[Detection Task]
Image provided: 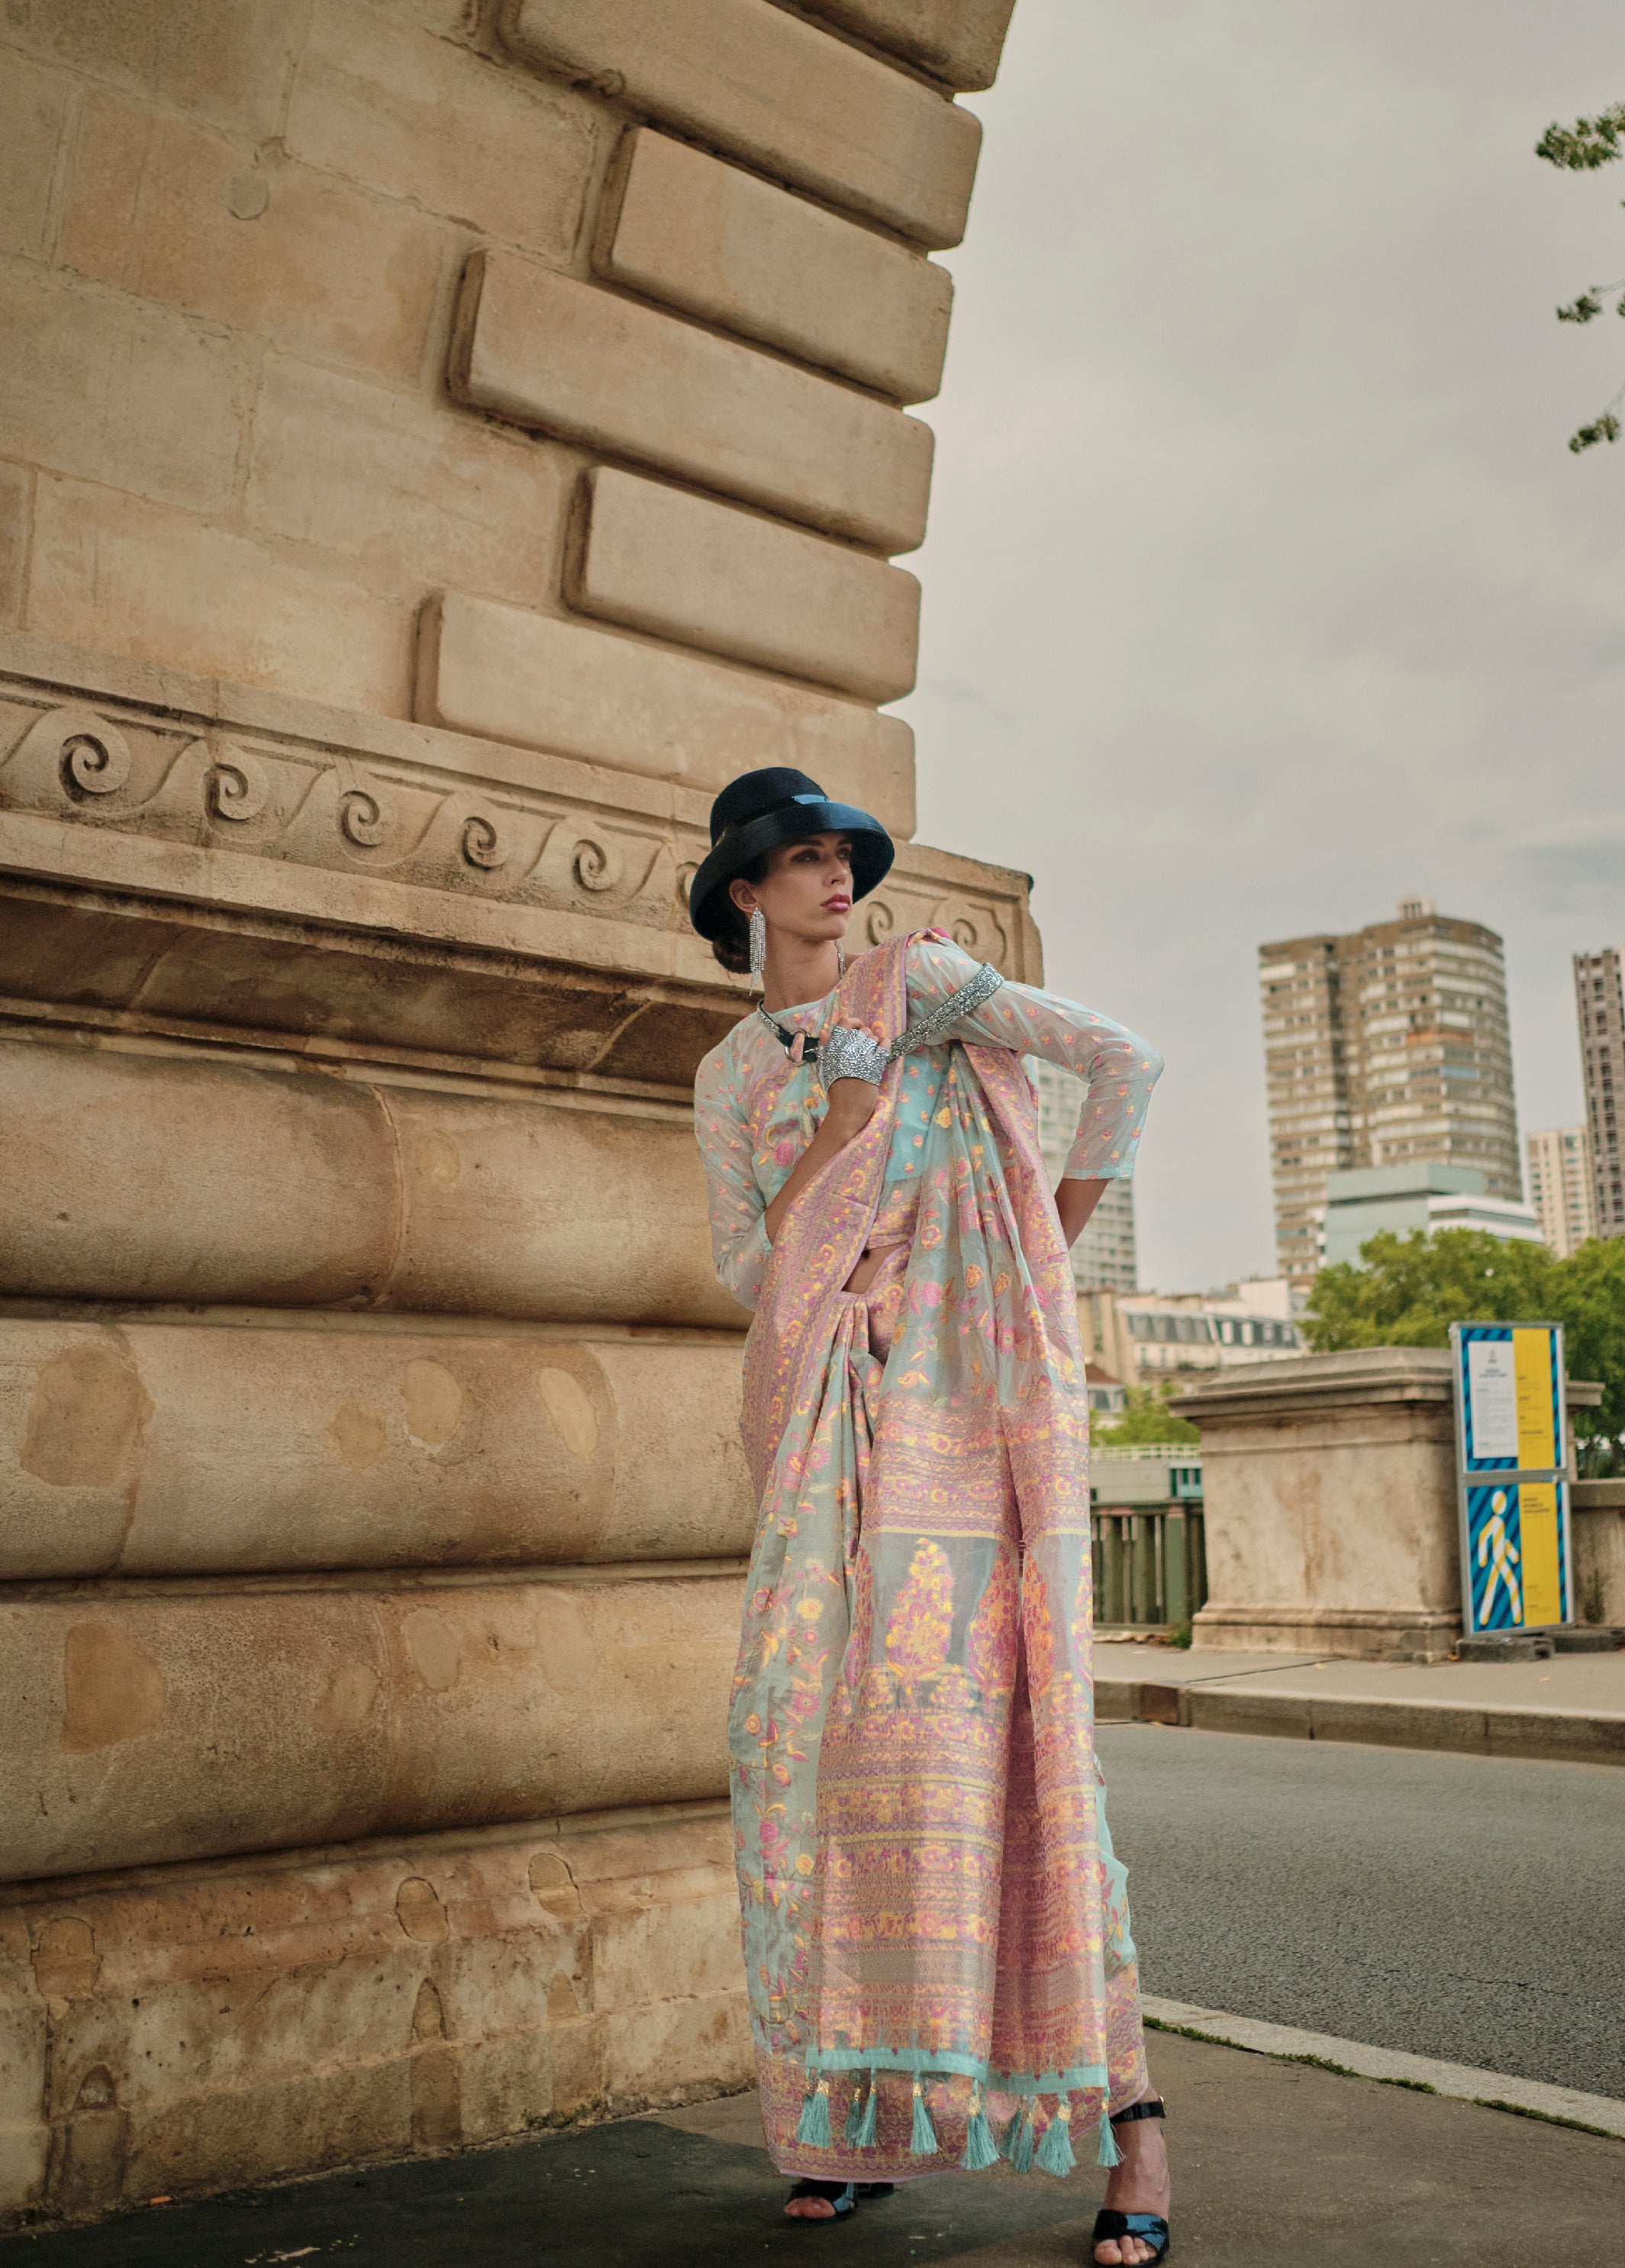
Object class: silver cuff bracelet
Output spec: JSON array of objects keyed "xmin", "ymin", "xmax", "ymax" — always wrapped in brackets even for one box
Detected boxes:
[{"xmin": 819, "ymin": 1024, "xmax": 891, "ymax": 1089}]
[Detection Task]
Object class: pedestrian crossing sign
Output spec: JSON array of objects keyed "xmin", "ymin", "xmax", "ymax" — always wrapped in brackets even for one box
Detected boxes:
[{"xmin": 1451, "ymin": 1324, "xmax": 1571, "ymax": 1634}]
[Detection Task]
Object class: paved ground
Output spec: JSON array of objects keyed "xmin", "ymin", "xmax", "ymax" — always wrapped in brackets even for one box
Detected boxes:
[
  {"xmin": 1098, "ymin": 1721, "xmax": 1625, "ymax": 2096},
  {"xmin": 1095, "ymin": 1642, "xmax": 1625, "ymax": 1715},
  {"xmin": 8, "ymin": 2031, "xmax": 1623, "ymax": 2266},
  {"xmin": 1095, "ymin": 1641, "xmax": 1625, "ymax": 1763}
]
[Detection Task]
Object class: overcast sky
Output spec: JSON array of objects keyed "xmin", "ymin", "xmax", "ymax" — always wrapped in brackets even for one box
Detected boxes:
[{"xmin": 902, "ymin": 0, "xmax": 1625, "ymax": 1292}]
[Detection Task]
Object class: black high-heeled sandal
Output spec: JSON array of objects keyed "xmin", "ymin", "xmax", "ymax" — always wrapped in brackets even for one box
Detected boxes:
[{"xmin": 1089, "ymin": 2098, "xmax": 1170, "ymax": 2264}]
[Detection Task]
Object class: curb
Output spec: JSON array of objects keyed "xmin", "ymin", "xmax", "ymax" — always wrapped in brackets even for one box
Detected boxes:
[
  {"xmin": 1140, "ymin": 1996, "xmax": 1625, "ymax": 2141},
  {"xmin": 1095, "ymin": 1678, "xmax": 1625, "ymax": 1766}
]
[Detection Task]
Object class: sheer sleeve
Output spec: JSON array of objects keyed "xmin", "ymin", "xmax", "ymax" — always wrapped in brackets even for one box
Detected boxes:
[
  {"xmin": 694, "ymin": 1041, "xmax": 772, "ymax": 1311},
  {"xmin": 905, "ymin": 934, "xmax": 1162, "ymax": 1181}
]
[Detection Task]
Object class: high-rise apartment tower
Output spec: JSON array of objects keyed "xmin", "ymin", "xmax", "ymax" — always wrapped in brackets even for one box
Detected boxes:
[
  {"xmin": 1027, "ymin": 1057, "xmax": 1140, "ymax": 1292},
  {"xmin": 1525, "ymin": 1125, "xmax": 1596, "ymax": 1257},
  {"xmin": 1575, "ymin": 946, "xmax": 1624, "ymax": 1237},
  {"xmin": 1260, "ymin": 900, "xmax": 1520, "ymax": 1286}
]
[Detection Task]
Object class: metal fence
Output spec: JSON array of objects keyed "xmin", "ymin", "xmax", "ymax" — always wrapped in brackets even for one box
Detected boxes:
[
  {"xmin": 1090, "ymin": 1453, "xmax": 1207, "ymax": 1630},
  {"xmin": 1091, "ymin": 1507, "xmax": 1207, "ymax": 1631}
]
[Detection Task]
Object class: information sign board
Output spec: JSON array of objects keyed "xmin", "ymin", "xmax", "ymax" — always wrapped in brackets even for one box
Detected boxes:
[{"xmin": 1449, "ymin": 1323, "xmax": 1571, "ymax": 1634}]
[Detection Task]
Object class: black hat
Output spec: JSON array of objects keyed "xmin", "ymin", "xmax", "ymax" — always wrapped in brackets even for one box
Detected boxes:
[{"xmin": 688, "ymin": 767, "xmax": 894, "ymax": 943}]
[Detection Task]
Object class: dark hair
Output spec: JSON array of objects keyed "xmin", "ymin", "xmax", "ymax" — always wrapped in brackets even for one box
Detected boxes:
[{"xmin": 710, "ymin": 852, "xmax": 769, "ymax": 974}]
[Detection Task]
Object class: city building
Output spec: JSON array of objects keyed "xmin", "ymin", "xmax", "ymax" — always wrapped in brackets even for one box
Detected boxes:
[
  {"xmin": 1575, "ymin": 947, "xmax": 1625, "ymax": 1237},
  {"xmin": 1026, "ymin": 1056, "xmax": 1139, "ymax": 1291},
  {"xmin": 1526, "ymin": 1124, "xmax": 1597, "ymax": 1257},
  {"xmin": 1078, "ymin": 1279, "xmax": 1305, "ymax": 1392},
  {"xmin": 1319, "ymin": 1164, "xmax": 1543, "ymax": 1269},
  {"xmin": 1260, "ymin": 898, "xmax": 1520, "ymax": 1287}
]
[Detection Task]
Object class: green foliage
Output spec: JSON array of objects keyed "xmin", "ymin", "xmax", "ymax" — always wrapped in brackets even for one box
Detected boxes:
[
  {"xmin": 1536, "ymin": 102, "xmax": 1625, "ymax": 452},
  {"xmin": 1304, "ymin": 1229, "xmax": 1625, "ymax": 1470},
  {"xmin": 1536, "ymin": 104, "xmax": 1625, "ymax": 171},
  {"xmin": 1093, "ymin": 1383, "xmax": 1201, "ymax": 1448}
]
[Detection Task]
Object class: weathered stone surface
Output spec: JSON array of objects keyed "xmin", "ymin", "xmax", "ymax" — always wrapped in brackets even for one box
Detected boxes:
[
  {"xmin": 0, "ymin": 637, "xmax": 1040, "ymax": 1015},
  {"xmin": 285, "ymin": 0, "xmax": 602, "ymax": 261},
  {"xmin": 58, "ymin": 92, "xmax": 449, "ymax": 387},
  {"xmin": 0, "ymin": 1037, "xmax": 740, "ymax": 1327},
  {"xmin": 1, "ymin": 261, "xmax": 251, "ymax": 517},
  {"xmin": 801, "ymin": 0, "xmax": 1018, "ymax": 92},
  {"xmin": 452, "ymin": 250, "xmax": 935, "ymax": 553},
  {"xmin": 29, "ymin": 477, "xmax": 413, "ymax": 716},
  {"xmin": 0, "ymin": 50, "xmax": 70, "ymax": 261},
  {"xmin": 418, "ymin": 590, "xmax": 917, "ymax": 831},
  {"xmin": 0, "ymin": 1806, "xmax": 748, "ymax": 2218},
  {"xmin": 505, "ymin": 0, "xmax": 982, "ymax": 248},
  {"xmin": 4, "ymin": 0, "xmax": 309, "ymax": 140},
  {"xmin": 1574, "ymin": 1482, "xmax": 1625, "ymax": 1628},
  {"xmin": 0, "ymin": 469, "xmax": 27, "ymax": 630},
  {"xmin": 574, "ymin": 468, "xmax": 921, "ymax": 703},
  {"xmin": 244, "ymin": 356, "xmax": 570, "ymax": 611},
  {"xmin": 1182, "ymin": 1350, "xmax": 1465, "ymax": 1662},
  {"xmin": 596, "ymin": 128, "xmax": 953, "ymax": 404},
  {"xmin": 0, "ymin": 1575, "xmax": 740, "ymax": 1878},
  {"xmin": 0, "ymin": 1318, "xmax": 750, "ymax": 1580}
]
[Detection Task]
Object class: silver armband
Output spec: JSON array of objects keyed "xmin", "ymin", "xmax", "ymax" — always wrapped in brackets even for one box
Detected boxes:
[{"xmin": 819, "ymin": 1024, "xmax": 890, "ymax": 1089}]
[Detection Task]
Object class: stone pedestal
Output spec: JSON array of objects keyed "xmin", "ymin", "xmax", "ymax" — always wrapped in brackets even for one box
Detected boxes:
[
  {"xmin": 1182, "ymin": 1350, "xmax": 1604, "ymax": 1660},
  {"xmin": 1180, "ymin": 1350, "xmax": 1468, "ymax": 1662}
]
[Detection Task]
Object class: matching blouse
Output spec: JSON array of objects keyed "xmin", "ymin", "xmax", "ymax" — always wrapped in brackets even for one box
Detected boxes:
[{"xmin": 694, "ymin": 934, "xmax": 1162, "ymax": 1311}]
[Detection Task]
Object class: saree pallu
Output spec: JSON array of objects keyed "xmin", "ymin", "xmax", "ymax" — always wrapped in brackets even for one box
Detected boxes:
[{"xmin": 730, "ymin": 935, "xmax": 1146, "ymax": 2181}]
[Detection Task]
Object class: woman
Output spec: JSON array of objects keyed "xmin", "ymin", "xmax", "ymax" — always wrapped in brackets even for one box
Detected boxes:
[{"xmin": 691, "ymin": 769, "xmax": 1172, "ymax": 2268}]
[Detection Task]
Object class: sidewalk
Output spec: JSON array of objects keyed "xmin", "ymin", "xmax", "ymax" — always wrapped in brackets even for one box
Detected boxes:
[
  {"xmin": 8, "ymin": 2028, "xmax": 1623, "ymax": 2266},
  {"xmin": 1095, "ymin": 1641, "xmax": 1625, "ymax": 1764}
]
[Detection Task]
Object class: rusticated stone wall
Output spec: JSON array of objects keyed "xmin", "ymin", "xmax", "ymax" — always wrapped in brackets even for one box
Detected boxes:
[{"xmin": 0, "ymin": 0, "xmax": 1025, "ymax": 2222}]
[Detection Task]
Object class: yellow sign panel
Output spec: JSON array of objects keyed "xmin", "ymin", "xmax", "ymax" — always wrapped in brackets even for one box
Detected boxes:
[
  {"xmin": 1519, "ymin": 1481, "xmax": 1562, "ymax": 1628},
  {"xmin": 1513, "ymin": 1328, "xmax": 1556, "ymax": 1470}
]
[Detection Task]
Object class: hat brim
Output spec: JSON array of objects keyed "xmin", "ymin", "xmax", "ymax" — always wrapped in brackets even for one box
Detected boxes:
[{"xmin": 688, "ymin": 798, "xmax": 895, "ymax": 942}]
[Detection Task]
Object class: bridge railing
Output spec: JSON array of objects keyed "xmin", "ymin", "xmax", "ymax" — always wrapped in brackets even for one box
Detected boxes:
[{"xmin": 1091, "ymin": 1452, "xmax": 1207, "ymax": 1632}]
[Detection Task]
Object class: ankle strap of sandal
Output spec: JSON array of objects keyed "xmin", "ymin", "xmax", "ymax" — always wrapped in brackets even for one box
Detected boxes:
[{"xmin": 1109, "ymin": 2097, "xmax": 1167, "ymax": 2128}]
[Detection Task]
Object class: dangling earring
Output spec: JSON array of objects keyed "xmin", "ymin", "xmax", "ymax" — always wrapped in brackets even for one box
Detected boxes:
[
  {"xmin": 836, "ymin": 944, "xmax": 846, "ymax": 978},
  {"xmin": 748, "ymin": 905, "xmax": 767, "ymax": 991}
]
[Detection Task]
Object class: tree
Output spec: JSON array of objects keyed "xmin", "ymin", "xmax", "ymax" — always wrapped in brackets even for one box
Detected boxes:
[
  {"xmin": 1093, "ymin": 1383, "xmax": 1201, "ymax": 1448},
  {"xmin": 1536, "ymin": 101, "xmax": 1625, "ymax": 453},
  {"xmin": 1304, "ymin": 1228, "xmax": 1625, "ymax": 1473}
]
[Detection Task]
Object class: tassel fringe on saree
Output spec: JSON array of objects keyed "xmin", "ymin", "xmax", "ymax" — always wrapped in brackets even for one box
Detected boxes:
[{"xmin": 727, "ymin": 934, "xmax": 1148, "ymax": 2180}]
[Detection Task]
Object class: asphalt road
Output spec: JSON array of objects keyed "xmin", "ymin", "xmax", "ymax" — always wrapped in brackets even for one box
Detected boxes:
[{"xmin": 1097, "ymin": 1722, "xmax": 1625, "ymax": 2101}]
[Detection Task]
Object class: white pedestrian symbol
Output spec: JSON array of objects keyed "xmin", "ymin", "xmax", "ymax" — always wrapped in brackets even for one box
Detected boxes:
[{"xmin": 1477, "ymin": 1492, "xmax": 1522, "ymax": 1626}]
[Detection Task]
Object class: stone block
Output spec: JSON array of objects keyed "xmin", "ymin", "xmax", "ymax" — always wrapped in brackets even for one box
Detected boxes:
[
  {"xmin": 0, "ymin": 1808, "xmax": 747, "ymax": 2218},
  {"xmin": 505, "ymin": 0, "xmax": 982, "ymax": 249},
  {"xmin": 574, "ymin": 467, "xmax": 921, "ymax": 702},
  {"xmin": 4, "ymin": 0, "xmax": 308, "ymax": 139},
  {"xmin": 1185, "ymin": 1350, "xmax": 1465, "ymax": 1660},
  {"xmin": 0, "ymin": 50, "xmax": 70, "ymax": 260},
  {"xmin": 418, "ymin": 590, "xmax": 917, "ymax": 834},
  {"xmin": 0, "ymin": 260, "xmax": 251, "ymax": 516},
  {"xmin": 0, "ymin": 1575, "xmax": 740, "ymax": 1877},
  {"xmin": 285, "ymin": 0, "xmax": 601, "ymax": 263},
  {"xmin": 27, "ymin": 478, "xmax": 413, "ymax": 713},
  {"xmin": 0, "ymin": 1316, "xmax": 751, "ymax": 1580},
  {"xmin": 0, "ymin": 1035, "xmax": 740, "ymax": 1328},
  {"xmin": 451, "ymin": 249, "xmax": 934, "ymax": 553},
  {"xmin": 244, "ymin": 356, "xmax": 569, "ymax": 610},
  {"xmin": 0, "ymin": 1035, "xmax": 398, "ymax": 1309},
  {"xmin": 0, "ymin": 466, "xmax": 27, "ymax": 628},
  {"xmin": 58, "ymin": 91, "xmax": 448, "ymax": 386},
  {"xmin": 801, "ymin": 0, "xmax": 1017, "ymax": 92},
  {"xmin": 596, "ymin": 128, "xmax": 953, "ymax": 404}
]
